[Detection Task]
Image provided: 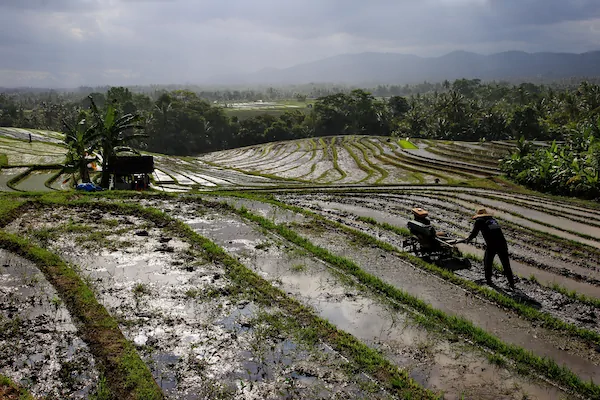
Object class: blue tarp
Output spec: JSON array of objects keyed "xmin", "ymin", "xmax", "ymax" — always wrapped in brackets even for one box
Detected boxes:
[{"xmin": 76, "ymin": 183, "xmax": 103, "ymax": 192}]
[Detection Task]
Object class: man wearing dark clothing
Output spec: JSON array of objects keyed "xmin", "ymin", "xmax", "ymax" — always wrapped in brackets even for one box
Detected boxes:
[{"xmin": 458, "ymin": 208, "xmax": 515, "ymax": 288}]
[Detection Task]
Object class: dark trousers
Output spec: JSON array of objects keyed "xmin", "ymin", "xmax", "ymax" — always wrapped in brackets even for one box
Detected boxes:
[{"xmin": 484, "ymin": 246, "xmax": 515, "ymax": 286}]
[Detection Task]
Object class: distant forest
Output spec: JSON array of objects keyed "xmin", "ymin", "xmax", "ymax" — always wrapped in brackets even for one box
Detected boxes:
[{"xmin": 0, "ymin": 78, "xmax": 599, "ymax": 155}]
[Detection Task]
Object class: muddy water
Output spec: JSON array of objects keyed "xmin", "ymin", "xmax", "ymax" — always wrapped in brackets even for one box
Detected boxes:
[
  {"xmin": 9, "ymin": 205, "xmax": 380, "ymax": 399},
  {"xmin": 283, "ymin": 195, "xmax": 600, "ymax": 333},
  {"xmin": 450, "ymin": 192, "xmax": 600, "ymax": 241},
  {"xmin": 187, "ymin": 199, "xmax": 567, "ymax": 399},
  {"xmin": 0, "ymin": 249, "xmax": 99, "ymax": 398},
  {"xmin": 219, "ymin": 196, "xmax": 600, "ymax": 384},
  {"xmin": 0, "ymin": 167, "xmax": 28, "ymax": 191},
  {"xmin": 13, "ymin": 170, "xmax": 57, "ymax": 192},
  {"xmin": 295, "ymin": 195, "xmax": 600, "ymax": 299}
]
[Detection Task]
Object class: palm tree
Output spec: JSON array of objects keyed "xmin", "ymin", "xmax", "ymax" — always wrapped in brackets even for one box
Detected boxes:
[
  {"xmin": 63, "ymin": 117, "xmax": 101, "ymax": 184},
  {"xmin": 88, "ymin": 96, "xmax": 146, "ymax": 187}
]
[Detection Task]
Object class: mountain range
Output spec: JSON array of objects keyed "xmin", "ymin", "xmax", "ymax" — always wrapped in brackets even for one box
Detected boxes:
[{"xmin": 210, "ymin": 50, "xmax": 600, "ymax": 85}]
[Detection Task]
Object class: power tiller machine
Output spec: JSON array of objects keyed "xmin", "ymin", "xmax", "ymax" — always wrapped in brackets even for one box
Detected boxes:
[{"xmin": 403, "ymin": 208, "xmax": 472, "ymax": 271}]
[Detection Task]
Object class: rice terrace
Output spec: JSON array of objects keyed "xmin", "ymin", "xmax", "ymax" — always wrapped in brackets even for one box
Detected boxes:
[{"xmin": 2, "ymin": 113, "xmax": 600, "ymax": 400}]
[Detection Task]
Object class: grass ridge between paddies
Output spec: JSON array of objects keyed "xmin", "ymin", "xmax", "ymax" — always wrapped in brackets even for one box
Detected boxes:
[
  {"xmin": 0, "ymin": 198, "xmax": 163, "ymax": 400},
  {"xmin": 3, "ymin": 192, "xmax": 438, "ymax": 400},
  {"xmin": 208, "ymin": 191, "xmax": 600, "ymax": 399}
]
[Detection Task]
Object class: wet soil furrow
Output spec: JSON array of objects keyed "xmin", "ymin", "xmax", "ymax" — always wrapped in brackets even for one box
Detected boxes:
[
  {"xmin": 395, "ymin": 149, "xmax": 494, "ymax": 177},
  {"xmin": 456, "ymin": 191, "xmax": 600, "ymax": 229},
  {"xmin": 331, "ymin": 192, "xmax": 600, "ymax": 291},
  {"xmin": 227, "ymin": 143, "xmax": 287, "ymax": 170},
  {"xmin": 0, "ymin": 250, "xmax": 100, "ymax": 399},
  {"xmin": 283, "ymin": 197, "xmax": 600, "ymax": 331},
  {"xmin": 189, "ymin": 197, "xmax": 565, "ymax": 399},
  {"xmin": 341, "ymin": 140, "xmax": 374, "ymax": 183},
  {"xmin": 0, "ymin": 226, "xmax": 163, "ymax": 400},
  {"xmin": 353, "ymin": 140, "xmax": 389, "ymax": 184},
  {"xmin": 239, "ymin": 142, "xmax": 295, "ymax": 171},
  {"xmin": 295, "ymin": 219, "xmax": 600, "ymax": 382},
  {"xmin": 8, "ymin": 202, "xmax": 395, "ymax": 399},
  {"xmin": 443, "ymin": 192, "xmax": 600, "ymax": 242},
  {"xmin": 413, "ymin": 186, "xmax": 600, "ymax": 222},
  {"xmin": 377, "ymin": 141, "xmax": 470, "ymax": 181},
  {"xmin": 387, "ymin": 192, "xmax": 600, "ymax": 273},
  {"xmin": 369, "ymin": 139, "xmax": 451, "ymax": 184},
  {"xmin": 259, "ymin": 143, "xmax": 306, "ymax": 174},
  {"xmin": 209, "ymin": 194, "xmax": 600, "ymax": 397}
]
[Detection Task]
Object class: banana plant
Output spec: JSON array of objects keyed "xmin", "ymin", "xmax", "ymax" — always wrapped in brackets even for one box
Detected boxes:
[
  {"xmin": 63, "ymin": 117, "xmax": 102, "ymax": 184},
  {"xmin": 88, "ymin": 96, "xmax": 147, "ymax": 188}
]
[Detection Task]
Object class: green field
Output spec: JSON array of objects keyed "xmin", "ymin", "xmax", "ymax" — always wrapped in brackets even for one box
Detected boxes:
[
  {"xmin": 398, "ymin": 139, "xmax": 418, "ymax": 149},
  {"xmin": 223, "ymin": 100, "xmax": 311, "ymax": 120}
]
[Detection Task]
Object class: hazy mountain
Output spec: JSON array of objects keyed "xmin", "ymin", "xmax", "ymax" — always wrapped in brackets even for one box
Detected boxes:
[{"xmin": 210, "ymin": 50, "xmax": 600, "ymax": 85}]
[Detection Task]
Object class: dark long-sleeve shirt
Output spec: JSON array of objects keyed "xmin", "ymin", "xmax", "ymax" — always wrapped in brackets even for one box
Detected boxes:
[{"xmin": 467, "ymin": 216, "xmax": 507, "ymax": 248}]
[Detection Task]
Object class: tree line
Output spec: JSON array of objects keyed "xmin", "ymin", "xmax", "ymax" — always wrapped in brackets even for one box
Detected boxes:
[{"xmin": 2, "ymin": 79, "xmax": 600, "ymax": 196}]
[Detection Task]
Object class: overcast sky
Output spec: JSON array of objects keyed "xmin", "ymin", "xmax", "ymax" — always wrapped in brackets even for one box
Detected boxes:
[{"xmin": 1, "ymin": 0, "xmax": 599, "ymax": 87}]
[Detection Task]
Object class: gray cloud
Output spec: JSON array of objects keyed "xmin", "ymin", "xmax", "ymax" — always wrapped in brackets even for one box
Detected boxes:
[{"xmin": 0, "ymin": 0, "xmax": 599, "ymax": 87}]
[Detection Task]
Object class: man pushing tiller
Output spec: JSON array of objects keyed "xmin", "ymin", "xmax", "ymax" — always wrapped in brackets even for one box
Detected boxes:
[{"xmin": 457, "ymin": 208, "xmax": 516, "ymax": 289}]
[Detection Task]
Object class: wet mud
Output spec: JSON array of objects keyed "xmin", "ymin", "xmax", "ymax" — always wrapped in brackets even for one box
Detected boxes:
[
  {"xmin": 181, "ymin": 197, "xmax": 569, "ymax": 399},
  {"xmin": 7, "ymin": 204, "xmax": 385, "ymax": 399},
  {"xmin": 0, "ymin": 250, "xmax": 99, "ymax": 398},
  {"xmin": 280, "ymin": 193, "xmax": 600, "ymax": 327}
]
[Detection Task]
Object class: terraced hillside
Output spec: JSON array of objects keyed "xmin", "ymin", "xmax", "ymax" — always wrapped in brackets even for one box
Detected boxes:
[
  {"xmin": 200, "ymin": 136, "xmax": 509, "ymax": 185},
  {"xmin": 2, "ymin": 188, "xmax": 600, "ymax": 399},
  {"xmin": 2, "ymin": 127, "xmax": 599, "ymax": 399},
  {"xmin": 0, "ymin": 128, "xmax": 285, "ymax": 192},
  {"xmin": 0, "ymin": 129, "xmax": 512, "ymax": 192}
]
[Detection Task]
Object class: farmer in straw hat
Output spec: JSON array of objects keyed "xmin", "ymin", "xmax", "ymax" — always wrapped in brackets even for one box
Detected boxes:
[{"xmin": 457, "ymin": 208, "xmax": 515, "ymax": 289}]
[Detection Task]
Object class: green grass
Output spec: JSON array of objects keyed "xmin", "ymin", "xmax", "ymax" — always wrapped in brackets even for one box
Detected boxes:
[
  {"xmin": 0, "ymin": 374, "xmax": 35, "ymax": 400},
  {"xmin": 353, "ymin": 140, "xmax": 389, "ymax": 184},
  {"xmin": 291, "ymin": 263, "xmax": 307, "ymax": 273},
  {"xmin": 223, "ymin": 103, "xmax": 309, "ymax": 121},
  {"xmin": 0, "ymin": 195, "xmax": 25, "ymax": 226},
  {"xmin": 224, "ymin": 108, "xmax": 289, "ymax": 120},
  {"xmin": 6, "ymin": 193, "xmax": 437, "ymax": 400},
  {"xmin": 0, "ymin": 154, "xmax": 7, "ymax": 167},
  {"xmin": 221, "ymin": 199, "xmax": 600, "ymax": 398},
  {"xmin": 0, "ymin": 200, "xmax": 162, "ymax": 400},
  {"xmin": 398, "ymin": 139, "xmax": 418, "ymax": 149}
]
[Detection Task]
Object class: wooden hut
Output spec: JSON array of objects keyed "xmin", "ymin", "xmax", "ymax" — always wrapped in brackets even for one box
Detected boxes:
[{"xmin": 106, "ymin": 154, "xmax": 154, "ymax": 190}]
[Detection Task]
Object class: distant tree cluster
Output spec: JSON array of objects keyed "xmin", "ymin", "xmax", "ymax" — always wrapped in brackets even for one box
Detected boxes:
[{"xmin": 0, "ymin": 78, "xmax": 599, "ymax": 157}]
